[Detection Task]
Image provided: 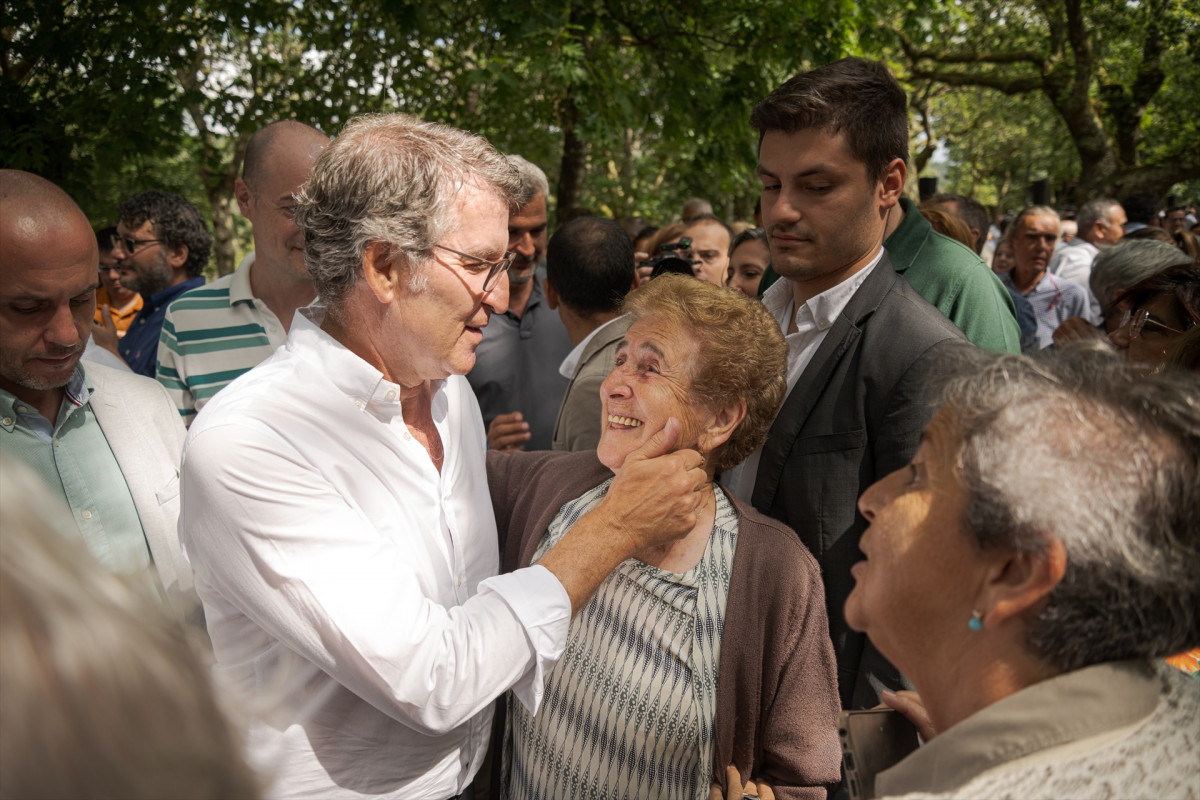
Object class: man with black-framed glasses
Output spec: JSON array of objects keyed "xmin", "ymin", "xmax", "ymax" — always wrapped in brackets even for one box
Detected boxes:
[
  {"xmin": 178, "ymin": 113, "xmax": 707, "ymax": 799},
  {"xmin": 111, "ymin": 190, "xmax": 211, "ymax": 377}
]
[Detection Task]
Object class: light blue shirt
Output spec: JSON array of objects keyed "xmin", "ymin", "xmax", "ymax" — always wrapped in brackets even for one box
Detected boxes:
[{"xmin": 0, "ymin": 366, "xmax": 152, "ymax": 574}]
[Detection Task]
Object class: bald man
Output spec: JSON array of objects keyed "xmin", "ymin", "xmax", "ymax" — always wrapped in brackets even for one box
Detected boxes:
[
  {"xmin": 0, "ymin": 170, "xmax": 199, "ymax": 623},
  {"xmin": 157, "ymin": 121, "xmax": 329, "ymax": 424}
]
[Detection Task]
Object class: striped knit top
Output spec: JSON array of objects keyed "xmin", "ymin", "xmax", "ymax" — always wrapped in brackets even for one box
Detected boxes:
[
  {"xmin": 155, "ymin": 254, "xmax": 286, "ymax": 425},
  {"xmin": 507, "ymin": 480, "xmax": 738, "ymax": 800}
]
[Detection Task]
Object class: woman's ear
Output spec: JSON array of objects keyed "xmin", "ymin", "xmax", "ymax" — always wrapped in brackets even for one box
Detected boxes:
[
  {"xmin": 697, "ymin": 398, "xmax": 747, "ymax": 455},
  {"xmin": 979, "ymin": 538, "xmax": 1067, "ymax": 628},
  {"xmin": 362, "ymin": 241, "xmax": 400, "ymax": 304}
]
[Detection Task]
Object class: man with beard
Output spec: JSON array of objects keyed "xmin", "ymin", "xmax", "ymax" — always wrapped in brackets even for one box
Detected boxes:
[
  {"xmin": 469, "ymin": 155, "xmax": 572, "ymax": 451},
  {"xmin": 0, "ymin": 170, "xmax": 198, "ymax": 623},
  {"xmin": 111, "ymin": 191, "xmax": 211, "ymax": 377}
]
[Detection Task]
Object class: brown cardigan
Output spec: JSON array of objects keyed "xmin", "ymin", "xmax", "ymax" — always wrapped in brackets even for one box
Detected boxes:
[{"xmin": 487, "ymin": 449, "xmax": 842, "ymax": 799}]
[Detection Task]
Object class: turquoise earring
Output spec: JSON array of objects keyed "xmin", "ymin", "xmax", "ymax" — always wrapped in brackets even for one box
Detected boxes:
[{"xmin": 968, "ymin": 610, "xmax": 984, "ymax": 632}]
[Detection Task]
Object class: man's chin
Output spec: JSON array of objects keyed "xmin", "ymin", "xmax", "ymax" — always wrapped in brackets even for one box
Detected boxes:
[{"xmin": 508, "ymin": 266, "xmax": 536, "ymax": 287}]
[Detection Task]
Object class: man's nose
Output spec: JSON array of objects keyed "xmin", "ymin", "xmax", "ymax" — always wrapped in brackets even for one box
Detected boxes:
[
  {"xmin": 484, "ymin": 271, "xmax": 510, "ymax": 315},
  {"xmin": 46, "ymin": 303, "xmax": 83, "ymax": 347}
]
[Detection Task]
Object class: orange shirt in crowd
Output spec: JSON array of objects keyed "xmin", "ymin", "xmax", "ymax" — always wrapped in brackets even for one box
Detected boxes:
[{"xmin": 95, "ymin": 287, "xmax": 144, "ymax": 337}]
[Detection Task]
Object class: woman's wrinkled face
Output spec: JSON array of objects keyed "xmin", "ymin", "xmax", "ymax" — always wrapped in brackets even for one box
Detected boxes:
[
  {"xmin": 596, "ymin": 316, "xmax": 708, "ymax": 472},
  {"xmin": 845, "ymin": 406, "xmax": 992, "ymax": 672}
]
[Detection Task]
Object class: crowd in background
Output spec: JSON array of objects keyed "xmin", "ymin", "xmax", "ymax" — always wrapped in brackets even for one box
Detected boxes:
[{"xmin": 1, "ymin": 54, "xmax": 1197, "ymax": 800}]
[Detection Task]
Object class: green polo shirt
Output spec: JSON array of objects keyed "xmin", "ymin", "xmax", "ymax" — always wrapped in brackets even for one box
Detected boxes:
[
  {"xmin": 0, "ymin": 366, "xmax": 152, "ymax": 575},
  {"xmin": 885, "ymin": 197, "xmax": 1021, "ymax": 353}
]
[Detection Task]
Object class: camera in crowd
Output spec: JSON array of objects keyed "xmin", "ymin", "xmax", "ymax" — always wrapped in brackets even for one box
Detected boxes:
[{"xmin": 638, "ymin": 237, "xmax": 698, "ymax": 279}]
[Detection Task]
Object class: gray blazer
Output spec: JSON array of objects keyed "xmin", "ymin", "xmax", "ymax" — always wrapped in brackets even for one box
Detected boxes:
[
  {"xmin": 550, "ymin": 315, "xmax": 631, "ymax": 452},
  {"xmin": 751, "ymin": 255, "xmax": 967, "ymax": 709},
  {"xmin": 88, "ymin": 362, "xmax": 200, "ymax": 626}
]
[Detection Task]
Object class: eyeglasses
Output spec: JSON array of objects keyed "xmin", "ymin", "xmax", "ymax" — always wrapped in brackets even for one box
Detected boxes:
[
  {"xmin": 110, "ymin": 234, "xmax": 163, "ymax": 255},
  {"xmin": 432, "ymin": 244, "xmax": 514, "ymax": 292},
  {"xmin": 1117, "ymin": 307, "xmax": 1194, "ymax": 340}
]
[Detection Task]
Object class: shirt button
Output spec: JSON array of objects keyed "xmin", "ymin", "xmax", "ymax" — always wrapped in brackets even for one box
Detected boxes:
[
  {"xmin": 385, "ymin": 390, "xmax": 397, "ymax": 401},
  {"xmin": 1, "ymin": 417, "xmax": 11, "ymax": 426},
  {"xmin": 403, "ymin": 431, "xmax": 411, "ymax": 440},
  {"xmin": 53, "ymin": 437, "xmax": 60, "ymax": 447},
  {"xmin": 81, "ymin": 510, "xmax": 93, "ymax": 520},
  {"xmin": 457, "ymin": 575, "xmax": 464, "ymax": 587}
]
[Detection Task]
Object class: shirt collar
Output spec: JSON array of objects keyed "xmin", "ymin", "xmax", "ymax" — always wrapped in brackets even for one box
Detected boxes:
[
  {"xmin": 144, "ymin": 275, "xmax": 206, "ymax": 311},
  {"xmin": 0, "ymin": 365, "xmax": 91, "ymax": 432},
  {"xmin": 230, "ymin": 252, "xmax": 258, "ymax": 307},
  {"xmin": 876, "ymin": 660, "xmax": 1161, "ymax": 797},
  {"xmin": 881, "ymin": 197, "xmax": 924, "ymax": 273},
  {"xmin": 291, "ymin": 306, "xmax": 434, "ymax": 423},
  {"xmin": 760, "ymin": 248, "xmax": 885, "ymax": 335},
  {"xmin": 559, "ymin": 314, "xmax": 626, "ymax": 379}
]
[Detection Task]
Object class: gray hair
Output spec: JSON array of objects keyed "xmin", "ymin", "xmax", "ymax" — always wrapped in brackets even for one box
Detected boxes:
[
  {"xmin": 1011, "ymin": 205, "xmax": 1059, "ymax": 236},
  {"xmin": 506, "ymin": 154, "xmax": 549, "ymax": 208},
  {"xmin": 293, "ymin": 113, "xmax": 522, "ymax": 310},
  {"xmin": 932, "ymin": 343, "xmax": 1200, "ymax": 673},
  {"xmin": 1090, "ymin": 239, "xmax": 1194, "ymax": 312},
  {"xmin": 1075, "ymin": 198, "xmax": 1121, "ymax": 237}
]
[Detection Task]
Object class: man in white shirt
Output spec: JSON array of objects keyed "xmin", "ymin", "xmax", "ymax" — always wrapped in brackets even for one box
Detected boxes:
[
  {"xmin": 178, "ymin": 114, "xmax": 706, "ymax": 800},
  {"xmin": 1048, "ymin": 197, "xmax": 1125, "ymax": 321}
]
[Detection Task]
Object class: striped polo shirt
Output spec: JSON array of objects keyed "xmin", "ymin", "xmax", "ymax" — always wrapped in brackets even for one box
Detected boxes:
[{"xmin": 156, "ymin": 253, "xmax": 286, "ymax": 425}]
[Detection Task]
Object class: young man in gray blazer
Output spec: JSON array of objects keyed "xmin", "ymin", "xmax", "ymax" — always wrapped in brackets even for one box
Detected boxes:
[{"xmin": 734, "ymin": 59, "xmax": 967, "ymax": 710}]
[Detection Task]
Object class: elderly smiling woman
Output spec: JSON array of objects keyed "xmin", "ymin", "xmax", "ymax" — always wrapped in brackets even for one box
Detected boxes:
[
  {"xmin": 488, "ymin": 274, "xmax": 842, "ymax": 800},
  {"xmin": 848, "ymin": 344, "xmax": 1200, "ymax": 800}
]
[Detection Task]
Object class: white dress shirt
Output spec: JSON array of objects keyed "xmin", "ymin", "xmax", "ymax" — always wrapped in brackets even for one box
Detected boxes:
[
  {"xmin": 180, "ymin": 308, "xmax": 571, "ymax": 799},
  {"xmin": 1048, "ymin": 238, "xmax": 1102, "ymax": 322},
  {"xmin": 727, "ymin": 249, "xmax": 884, "ymax": 501}
]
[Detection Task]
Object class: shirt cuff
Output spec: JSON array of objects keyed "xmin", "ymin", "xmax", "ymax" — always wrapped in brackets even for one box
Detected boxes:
[{"xmin": 477, "ymin": 564, "xmax": 571, "ymax": 715}]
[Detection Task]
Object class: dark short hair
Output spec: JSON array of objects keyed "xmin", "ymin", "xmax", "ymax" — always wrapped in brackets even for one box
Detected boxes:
[
  {"xmin": 545, "ymin": 216, "xmax": 634, "ymax": 316},
  {"xmin": 930, "ymin": 193, "xmax": 990, "ymax": 254},
  {"xmin": 751, "ymin": 57, "xmax": 908, "ymax": 180},
  {"xmin": 117, "ymin": 191, "xmax": 212, "ymax": 278},
  {"xmin": 95, "ymin": 226, "xmax": 116, "ymax": 255},
  {"xmin": 728, "ymin": 226, "xmax": 767, "ymax": 257},
  {"xmin": 1122, "ymin": 192, "xmax": 1160, "ymax": 225}
]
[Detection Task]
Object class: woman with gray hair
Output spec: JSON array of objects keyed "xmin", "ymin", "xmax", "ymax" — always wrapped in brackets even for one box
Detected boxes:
[
  {"xmin": 845, "ymin": 344, "xmax": 1199, "ymax": 799},
  {"xmin": 489, "ymin": 274, "xmax": 842, "ymax": 800}
]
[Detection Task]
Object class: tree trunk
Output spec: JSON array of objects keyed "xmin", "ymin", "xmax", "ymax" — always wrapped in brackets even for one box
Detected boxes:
[
  {"xmin": 208, "ymin": 188, "xmax": 237, "ymax": 277},
  {"xmin": 556, "ymin": 93, "xmax": 587, "ymax": 220}
]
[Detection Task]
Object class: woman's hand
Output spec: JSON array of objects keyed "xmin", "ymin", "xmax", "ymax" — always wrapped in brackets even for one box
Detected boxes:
[
  {"xmin": 880, "ymin": 690, "xmax": 937, "ymax": 742},
  {"xmin": 709, "ymin": 766, "xmax": 775, "ymax": 800}
]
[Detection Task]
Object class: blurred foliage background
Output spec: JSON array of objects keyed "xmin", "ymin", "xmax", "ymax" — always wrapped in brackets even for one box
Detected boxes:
[{"xmin": 3, "ymin": 0, "xmax": 1196, "ymax": 275}]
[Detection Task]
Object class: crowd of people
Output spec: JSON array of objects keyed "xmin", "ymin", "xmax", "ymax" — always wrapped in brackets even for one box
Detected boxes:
[{"xmin": 1, "ymin": 55, "xmax": 1197, "ymax": 800}]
